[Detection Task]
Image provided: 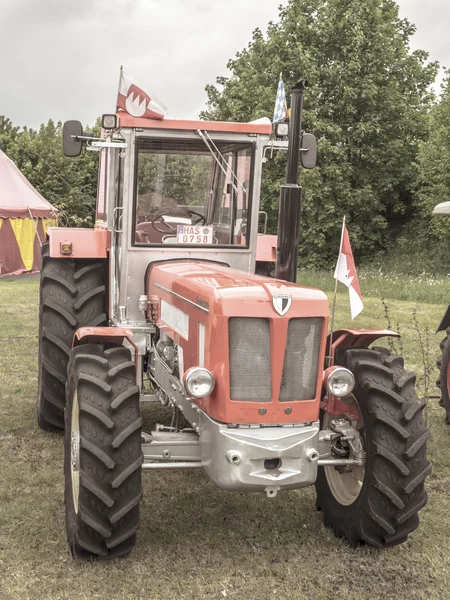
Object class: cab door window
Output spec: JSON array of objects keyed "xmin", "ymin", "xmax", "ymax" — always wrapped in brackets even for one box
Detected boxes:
[{"xmin": 134, "ymin": 138, "xmax": 253, "ymax": 247}]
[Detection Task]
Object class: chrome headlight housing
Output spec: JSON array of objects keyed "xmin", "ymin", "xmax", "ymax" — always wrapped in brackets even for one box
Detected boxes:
[
  {"xmin": 326, "ymin": 367, "xmax": 355, "ymax": 397},
  {"xmin": 184, "ymin": 367, "xmax": 215, "ymax": 399}
]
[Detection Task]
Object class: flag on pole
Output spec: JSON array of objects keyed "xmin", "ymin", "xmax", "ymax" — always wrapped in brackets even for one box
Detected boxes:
[
  {"xmin": 116, "ymin": 68, "xmax": 167, "ymax": 120},
  {"xmin": 334, "ymin": 219, "xmax": 364, "ymax": 319},
  {"xmin": 273, "ymin": 74, "xmax": 287, "ymax": 122}
]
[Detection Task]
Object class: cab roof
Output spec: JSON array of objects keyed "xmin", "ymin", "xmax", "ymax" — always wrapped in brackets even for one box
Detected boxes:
[{"xmin": 117, "ymin": 114, "xmax": 273, "ymax": 135}]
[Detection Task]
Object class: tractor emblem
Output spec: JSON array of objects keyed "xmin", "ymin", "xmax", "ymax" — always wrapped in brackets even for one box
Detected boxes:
[{"xmin": 272, "ymin": 294, "xmax": 292, "ymax": 316}]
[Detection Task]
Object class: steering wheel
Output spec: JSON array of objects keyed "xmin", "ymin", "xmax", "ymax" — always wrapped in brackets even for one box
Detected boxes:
[{"xmin": 151, "ymin": 208, "xmax": 206, "ymax": 233}]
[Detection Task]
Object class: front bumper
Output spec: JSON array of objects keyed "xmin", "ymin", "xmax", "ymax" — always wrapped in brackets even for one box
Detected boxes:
[{"xmin": 199, "ymin": 412, "xmax": 319, "ymax": 494}]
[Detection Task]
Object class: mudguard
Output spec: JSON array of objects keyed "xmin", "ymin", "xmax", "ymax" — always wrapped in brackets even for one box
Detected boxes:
[
  {"xmin": 73, "ymin": 326, "xmax": 134, "ymax": 347},
  {"xmin": 327, "ymin": 328, "xmax": 399, "ymax": 363},
  {"xmin": 323, "ymin": 328, "xmax": 400, "ymax": 420},
  {"xmin": 72, "ymin": 327, "xmax": 138, "ymax": 372},
  {"xmin": 47, "ymin": 226, "xmax": 110, "ymax": 258}
]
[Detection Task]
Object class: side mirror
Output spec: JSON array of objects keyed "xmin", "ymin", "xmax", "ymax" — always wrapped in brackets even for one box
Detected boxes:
[
  {"xmin": 300, "ymin": 133, "xmax": 317, "ymax": 169},
  {"xmin": 62, "ymin": 120, "xmax": 83, "ymax": 157}
]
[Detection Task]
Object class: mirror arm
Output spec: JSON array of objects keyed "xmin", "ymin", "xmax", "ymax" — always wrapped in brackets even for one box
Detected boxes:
[{"xmin": 72, "ymin": 134, "xmax": 100, "ymax": 141}]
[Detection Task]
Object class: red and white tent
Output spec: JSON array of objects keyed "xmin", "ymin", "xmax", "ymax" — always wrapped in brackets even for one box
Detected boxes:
[{"xmin": 0, "ymin": 150, "xmax": 57, "ymax": 275}]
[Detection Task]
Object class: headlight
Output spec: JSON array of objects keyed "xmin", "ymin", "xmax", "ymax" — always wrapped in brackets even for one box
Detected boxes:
[
  {"xmin": 326, "ymin": 367, "xmax": 355, "ymax": 397},
  {"xmin": 184, "ymin": 367, "xmax": 215, "ymax": 399}
]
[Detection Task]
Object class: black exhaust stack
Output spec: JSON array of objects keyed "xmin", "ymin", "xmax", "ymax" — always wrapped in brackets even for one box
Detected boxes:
[{"xmin": 275, "ymin": 80, "xmax": 307, "ymax": 283}]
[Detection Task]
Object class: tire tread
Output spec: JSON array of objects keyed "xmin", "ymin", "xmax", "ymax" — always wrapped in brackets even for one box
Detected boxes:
[
  {"xmin": 64, "ymin": 344, "xmax": 142, "ymax": 559},
  {"xmin": 37, "ymin": 243, "xmax": 107, "ymax": 432},
  {"xmin": 316, "ymin": 347, "xmax": 430, "ymax": 548}
]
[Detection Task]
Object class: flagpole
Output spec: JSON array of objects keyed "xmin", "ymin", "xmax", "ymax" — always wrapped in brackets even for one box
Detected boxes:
[
  {"xmin": 116, "ymin": 65, "xmax": 123, "ymax": 113},
  {"xmin": 271, "ymin": 71, "xmax": 284, "ymax": 159},
  {"xmin": 327, "ymin": 215, "xmax": 346, "ymax": 366}
]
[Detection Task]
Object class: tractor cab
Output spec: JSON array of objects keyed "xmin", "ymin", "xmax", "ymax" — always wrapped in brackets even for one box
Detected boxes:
[{"xmin": 60, "ymin": 114, "xmax": 286, "ymax": 325}]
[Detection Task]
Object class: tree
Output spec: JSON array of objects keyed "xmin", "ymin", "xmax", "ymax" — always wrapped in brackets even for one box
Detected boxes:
[
  {"xmin": 0, "ymin": 116, "xmax": 20, "ymax": 156},
  {"xmin": 6, "ymin": 119, "xmax": 99, "ymax": 226},
  {"xmin": 202, "ymin": 0, "xmax": 438, "ymax": 268},
  {"xmin": 417, "ymin": 74, "xmax": 450, "ymax": 252}
]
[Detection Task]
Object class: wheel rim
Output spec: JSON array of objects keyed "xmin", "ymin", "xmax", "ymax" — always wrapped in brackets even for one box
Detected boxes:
[
  {"xmin": 71, "ymin": 390, "xmax": 80, "ymax": 514},
  {"xmin": 323, "ymin": 395, "xmax": 366, "ymax": 506}
]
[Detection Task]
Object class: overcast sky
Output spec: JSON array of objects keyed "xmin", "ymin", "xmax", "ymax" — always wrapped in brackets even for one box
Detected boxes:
[{"xmin": 0, "ymin": 0, "xmax": 447, "ymax": 129}]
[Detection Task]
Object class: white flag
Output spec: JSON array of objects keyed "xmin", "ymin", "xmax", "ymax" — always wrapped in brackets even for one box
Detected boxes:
[
  {"xmin": 116, "ymin": 69, "xmax": 167, "ymax": 120},
  {"xmin": 334, "ymin": 221, "xmax": 364, "ymax": 319}
]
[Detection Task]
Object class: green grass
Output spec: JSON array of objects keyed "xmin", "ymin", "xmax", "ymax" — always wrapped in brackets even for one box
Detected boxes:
[
  {"xmin": 1, "ymin": 275, "xmax": 450, "ymax": 600},
  {"xmin": 299, "ymin": 268, "xmax": 450, "ymax": 305}
]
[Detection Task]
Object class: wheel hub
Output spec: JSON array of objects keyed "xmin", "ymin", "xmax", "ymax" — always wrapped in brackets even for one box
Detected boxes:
[{"xmin": 323, "ymin": 395, "xmax": 366, "ymax": 506}]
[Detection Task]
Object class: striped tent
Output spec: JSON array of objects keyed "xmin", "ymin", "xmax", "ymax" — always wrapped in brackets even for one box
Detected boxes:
[{"xmin": 0, "ymin": 150, "xmax": 57, "ymax": 275}]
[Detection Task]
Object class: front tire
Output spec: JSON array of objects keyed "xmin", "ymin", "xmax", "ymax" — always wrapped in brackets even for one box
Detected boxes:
[
  {"xmin": 64, "ymin": 343, "xmax": 142, "ymax": 559},
  {"xmin": 315, "ymin": 347, "xmax": 430, "ymax": 548},
  {"xmin": 37, "ymin": 243, "xmax": 107, "ymax": 431}
]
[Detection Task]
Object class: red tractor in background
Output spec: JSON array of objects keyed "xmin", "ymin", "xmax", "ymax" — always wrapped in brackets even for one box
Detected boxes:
[
  {"xmin": 432, "ymin": 201, "xmax": 450, "ymax": 423},
  {"xmin": 37, "ymin": 82, "xmax": 430, "ymax": 559}
]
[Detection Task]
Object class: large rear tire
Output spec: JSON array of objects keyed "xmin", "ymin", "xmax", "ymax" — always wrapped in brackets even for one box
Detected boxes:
[
  {"xmin": 255, "ymin": 261, "xmax": 275, "ymax": 278},
  {"xmin": 37, "ymin": 243, "xmax": 107, "ymax": 432},
  {"xmin": 65, "ymin": 343, "xmax": 142, "ymax": 559},
  {"xmin": 436, "ymin": 329, "xmax": 450, "ymax": 424},
  {"xmin": 315, "ymin": 347, "xmax": 430, "ymax": 548}
]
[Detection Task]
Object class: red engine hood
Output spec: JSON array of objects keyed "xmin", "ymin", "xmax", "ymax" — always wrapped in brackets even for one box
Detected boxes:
[
  {"xmin": 147, "ymin": 261, "xmax": 329, "ymax": 319},
  {"xmin": 146, "ymin": 260, "xmax": 329, "ymax": 425}
]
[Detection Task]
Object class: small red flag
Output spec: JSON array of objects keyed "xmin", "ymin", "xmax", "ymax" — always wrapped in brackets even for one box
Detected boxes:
[
  {"xmin": 334, "ymin": 221, "xmax": 363, "ymax": 319},
  {"xmin": 116, "ymin": 69, "xmax": 167, "ymax": 120}
]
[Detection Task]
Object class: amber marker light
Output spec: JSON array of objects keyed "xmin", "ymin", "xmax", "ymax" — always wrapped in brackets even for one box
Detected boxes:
[{"xmin": 60, "ymin": 242, "xmax": 73, "ymax": 255}]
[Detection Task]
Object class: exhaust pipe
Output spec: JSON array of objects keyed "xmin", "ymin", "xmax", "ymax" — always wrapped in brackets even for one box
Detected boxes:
[{"xmin": 275, "ymin": 80, "xmax": 307, "ymax": 283}]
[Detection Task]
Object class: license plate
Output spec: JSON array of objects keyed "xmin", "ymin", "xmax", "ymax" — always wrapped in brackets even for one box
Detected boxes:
[{"xmin": 177, "ymin": 225, "xmax": 213, "ymax": 245}]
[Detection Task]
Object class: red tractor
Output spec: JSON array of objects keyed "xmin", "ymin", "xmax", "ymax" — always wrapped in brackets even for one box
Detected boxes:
[
  {"xmin": 433, "ymin": 201, "xmax": 450, "ymax": 423},
  {"xmin": 37, "ymin": 83, "xmax": 430, "ymax": 558}
]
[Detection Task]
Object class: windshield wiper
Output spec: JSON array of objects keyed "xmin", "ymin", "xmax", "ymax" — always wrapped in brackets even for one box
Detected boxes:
[{"xmin": 196, "ymin": 129, "xmax": 246, "ymax": 196}]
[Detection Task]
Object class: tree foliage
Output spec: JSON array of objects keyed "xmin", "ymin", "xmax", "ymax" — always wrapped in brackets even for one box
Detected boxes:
[
  {"xmin": 137, "ymin": 153, "xmax": 210, "ymax": 217},
  {"xmin": 417, "ymin": 74, "xmax": 450, "ymax": 247},
  {"xmin": 0, "ymin": 0, "xmax": 440, "ymax": 259},
  {"xmin": 202, "ymin": 0, "xmax": 438, "ymax": 267},
  {"xmin": 0, "ymin": 118, "xmax": 99, "ymax": 226}
]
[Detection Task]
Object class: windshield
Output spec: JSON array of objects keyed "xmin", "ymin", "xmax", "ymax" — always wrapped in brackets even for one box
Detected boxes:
[{"xmin": 134, "ymin": 138, "xmax": 253, "ymax": 246}]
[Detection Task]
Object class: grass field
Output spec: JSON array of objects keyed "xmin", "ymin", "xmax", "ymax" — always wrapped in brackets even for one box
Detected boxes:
[{"xmin": 1, "ymin": 273, "xmax": 450, "ymax": 600}]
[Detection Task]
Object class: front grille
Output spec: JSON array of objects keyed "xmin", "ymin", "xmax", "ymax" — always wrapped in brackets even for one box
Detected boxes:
[
  {"xmin": 229, "ymin": 318, "xmax": 272, "ymax": 401},
  {"xmin": 279, "ymin": 318, "xmax": 323, "ymax": 401}
]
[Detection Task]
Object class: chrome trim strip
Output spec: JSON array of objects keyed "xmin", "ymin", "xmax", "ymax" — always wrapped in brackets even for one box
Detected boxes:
[
  {"xmin": 155, "ymin": 282, "xmax": 210, "ymax": 313},
  {"xmin": 198, "ymin": 322, "xmax": 205, "ymax": 367}
]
